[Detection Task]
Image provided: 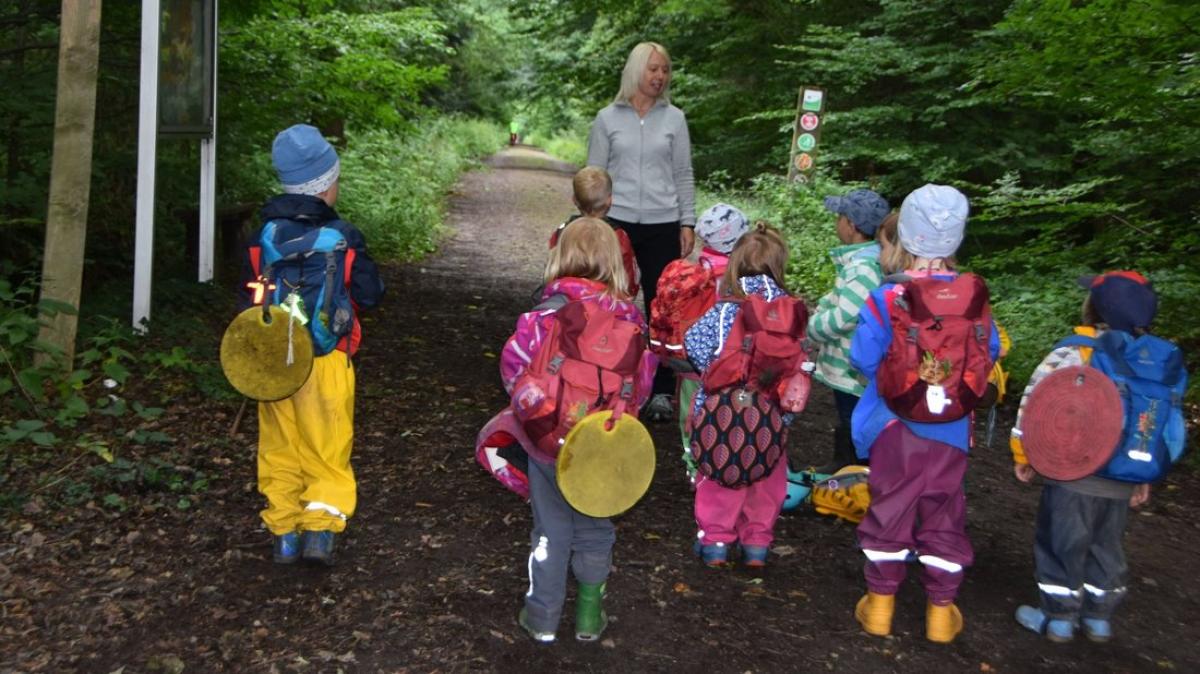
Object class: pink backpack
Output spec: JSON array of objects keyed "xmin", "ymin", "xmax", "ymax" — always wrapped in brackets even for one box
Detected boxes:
[{"xmin": 510, "ymin": 297, "xmax": 647, "ymax": 458}]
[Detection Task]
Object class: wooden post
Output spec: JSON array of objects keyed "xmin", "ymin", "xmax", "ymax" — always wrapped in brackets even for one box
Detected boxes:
[
  {"xmin": 38, "ymin": 0, "xmax": 103, "ymax": 366},
  {"xmin": 133, "ymin": 0, "xmax": 161, "ymax": 332}
]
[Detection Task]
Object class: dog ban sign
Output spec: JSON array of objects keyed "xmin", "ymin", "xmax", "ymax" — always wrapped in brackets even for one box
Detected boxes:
[{"xmin": 788, "ymin": 87, "xmax": 825, "ymax": 183}]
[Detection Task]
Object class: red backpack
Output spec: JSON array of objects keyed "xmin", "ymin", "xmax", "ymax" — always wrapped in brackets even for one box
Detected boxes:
[
  {"xmin": 690, "ymin": 294, "xmax": 810, "ymax": 488},
  {"xmin": 649, "ymin": 258, "xmax": 717, "ymax": 365},
  {"xmin": 510, "ymin": 297, "xmax": 647, "ymax": 459},
  {"xmin": 876, "ymin": 273, "xmax": 993, "ymax": 422}
]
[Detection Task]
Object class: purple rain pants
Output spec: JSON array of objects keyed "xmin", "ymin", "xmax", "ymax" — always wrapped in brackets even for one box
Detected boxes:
[{"xmin": 856, "ymin": 422, "xmax": 973, "ymax": 605}]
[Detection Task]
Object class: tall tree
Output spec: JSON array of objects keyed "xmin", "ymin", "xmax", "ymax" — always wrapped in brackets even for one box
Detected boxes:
[{"xmin": 38, "ymin": 0, "xmax": 103, "ymax": 366}]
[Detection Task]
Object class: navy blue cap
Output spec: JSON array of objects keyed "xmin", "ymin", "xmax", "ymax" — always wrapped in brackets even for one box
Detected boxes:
[{"xmin": 1078, "ymin": 271, "xmax": 1157, "ymax": 332}]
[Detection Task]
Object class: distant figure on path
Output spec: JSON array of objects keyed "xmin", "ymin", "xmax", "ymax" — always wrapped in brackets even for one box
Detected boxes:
[{"xmin": 587, "ymin": 41, "xmax": 696, "ymax": 423}]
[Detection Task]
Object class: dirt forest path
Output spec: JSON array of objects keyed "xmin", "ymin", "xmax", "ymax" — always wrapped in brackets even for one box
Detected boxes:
[{"xmin": 6, "ymin": 146, "xmax": 1200, "ymax": 673}]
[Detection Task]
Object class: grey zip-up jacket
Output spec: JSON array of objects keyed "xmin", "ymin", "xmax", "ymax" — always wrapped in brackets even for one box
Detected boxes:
[{"xmin": 587, "ymin": 99, "xmax": 696, "ymax": 226}]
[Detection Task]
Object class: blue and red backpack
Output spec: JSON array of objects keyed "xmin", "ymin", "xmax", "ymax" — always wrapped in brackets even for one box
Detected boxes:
[
  {"xmin": 248, "ymin": 219, "xmax": 360, "ymax": 356},
  {"xmin": 1055, "ymin": 330, "xmax": 1188, "ymax": 483}
]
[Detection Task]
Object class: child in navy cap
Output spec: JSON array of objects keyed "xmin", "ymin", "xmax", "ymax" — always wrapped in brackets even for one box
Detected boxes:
[{"xmin": 1009, "ymin": 271, "xmax": 1185, "ymax": 644}]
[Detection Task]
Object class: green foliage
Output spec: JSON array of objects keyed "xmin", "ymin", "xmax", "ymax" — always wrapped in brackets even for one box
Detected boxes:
[
  {"xmin": 338, "ymin": 117, "xmax": 504, "ymax": 260},
  {"xmin": 524, "ymin": 128, "xmax": 588, "ymax": 167}
]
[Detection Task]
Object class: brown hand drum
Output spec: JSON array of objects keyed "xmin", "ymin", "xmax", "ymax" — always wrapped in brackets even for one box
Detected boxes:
[
  {"xmin": 220, "ymin": 305, "xmax": 314, "ymax": 401},
  {"xmin": 556, "ymin": 411, "xmax": 656, "ymax": 518},
  {"xmin": 1021, "ymin": 365, "xmax": 1124, "ymax": 481}
]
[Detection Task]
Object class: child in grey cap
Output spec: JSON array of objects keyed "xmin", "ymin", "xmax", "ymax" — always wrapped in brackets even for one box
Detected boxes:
[{"xmin": 807, "ymin": 188, "xmax": 889, "ymax": 472}]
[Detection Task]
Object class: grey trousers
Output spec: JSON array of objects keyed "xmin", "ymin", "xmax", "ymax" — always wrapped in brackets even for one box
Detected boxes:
[
  {"xmin": 1034, "ymin": 484, "xmax": 1130, "ymax": 620},
  {"xmin": 523, "ymin": 459, "xmax": 615, "ymax": 633}
]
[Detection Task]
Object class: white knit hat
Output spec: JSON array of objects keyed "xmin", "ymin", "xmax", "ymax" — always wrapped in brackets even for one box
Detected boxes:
[{"xmin": 898, "ymin": 184, "xmax": 969, "ymax": 258}]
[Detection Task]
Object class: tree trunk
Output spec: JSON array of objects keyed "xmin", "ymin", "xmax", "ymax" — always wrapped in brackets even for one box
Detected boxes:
[{"xmin": 38, "ymin": 0, "xmax": 103, "ymax": 368}]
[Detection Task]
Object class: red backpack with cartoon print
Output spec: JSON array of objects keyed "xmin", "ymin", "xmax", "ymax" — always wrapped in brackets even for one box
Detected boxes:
[
  {"xmin": 689, "ymin": 295, "xmax": 810, "ymax": 488},
  {"xmin": 649, "ymin": 258, "xmax": 717, "ymax": 365},
  {"xmin": 510, "ymin": 297, "xmax": 647, "ymax": 459},
  {"xmin": 876, "ymin": 273, "xmax": 993, "ymax": 422}
]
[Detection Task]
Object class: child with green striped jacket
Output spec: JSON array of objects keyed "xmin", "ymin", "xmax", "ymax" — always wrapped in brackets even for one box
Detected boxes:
[{"xmin": 806, "ymin": 189, "xmax": 890, "ymax": 472}]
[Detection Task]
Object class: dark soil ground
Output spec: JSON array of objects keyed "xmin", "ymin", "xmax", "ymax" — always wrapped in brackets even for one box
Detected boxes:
[{"xmin": 3, "ymin": 147, "xmax": 1199, "ymax": 673}]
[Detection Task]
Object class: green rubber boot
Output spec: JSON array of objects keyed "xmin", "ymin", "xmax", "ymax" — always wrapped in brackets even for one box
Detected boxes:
[{"xmin": 575, "ymin": 582, "xmax": 608, "ymax": 642}]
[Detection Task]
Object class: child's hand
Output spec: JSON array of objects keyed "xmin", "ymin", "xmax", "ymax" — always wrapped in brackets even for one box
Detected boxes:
[
  {"xmin": 679, "ymin": 227, "xmax": 695, "ymax": 259},
  {"xmin": 1013, "ymin": 463, "xmax": 1036, "ymax": 483},
  {"xmin": 1130, "ymin": 483, "xmax": 1151, "ymax": 508}
]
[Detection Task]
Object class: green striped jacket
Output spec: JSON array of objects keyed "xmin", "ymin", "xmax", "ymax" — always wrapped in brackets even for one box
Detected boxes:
[{"xmin": 807, "ymin": 241, "xmax": 882, "ymax": 395}]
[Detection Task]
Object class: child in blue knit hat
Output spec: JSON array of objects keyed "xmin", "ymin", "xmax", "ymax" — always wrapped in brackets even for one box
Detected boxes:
[{"xmin": 240, "ymin": 124, "xmax": 384, "ymax": 566}]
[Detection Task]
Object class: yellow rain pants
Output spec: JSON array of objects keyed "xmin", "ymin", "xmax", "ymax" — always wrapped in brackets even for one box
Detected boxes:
[{"xmin": 257, "ymin": 352, "xmax": 356, "ymax": 535}]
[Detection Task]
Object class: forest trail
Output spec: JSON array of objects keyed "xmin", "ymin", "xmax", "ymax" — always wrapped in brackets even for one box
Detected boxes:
[{"xmin": 4, "ymin": 146, "xmax": 1199, "ymax": 673}]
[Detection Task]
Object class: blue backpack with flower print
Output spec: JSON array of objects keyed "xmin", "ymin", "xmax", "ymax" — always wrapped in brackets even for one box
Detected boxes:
[{"xmin": 1055, "ymin": 330, "xmax": 1188, "ymax": 483}]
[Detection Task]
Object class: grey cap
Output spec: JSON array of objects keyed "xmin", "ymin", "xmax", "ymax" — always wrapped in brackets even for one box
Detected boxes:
[{"xmin": 823, "ymin": 189, "xmax": 890, "ymax": 237}]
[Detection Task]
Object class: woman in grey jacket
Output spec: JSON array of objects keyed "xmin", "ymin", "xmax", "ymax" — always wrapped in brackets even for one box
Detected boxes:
[{"xmin": 587, "ymin": 41, "xmax": 696, "ymax": 419}]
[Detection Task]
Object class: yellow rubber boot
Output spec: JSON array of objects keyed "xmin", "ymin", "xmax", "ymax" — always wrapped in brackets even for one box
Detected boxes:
[
  {"xmin": 855, "ymin": 592, "xmax": 895, "ymax": 636},
  {"xmin": 926, "ymin": 602, "xmax": 964, "ymax": 643}
]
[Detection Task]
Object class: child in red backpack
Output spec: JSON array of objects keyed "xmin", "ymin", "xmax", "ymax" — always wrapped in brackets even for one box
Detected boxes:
[
  {"xmin": 548, "ymin": 166, "xmax": 640, "ymax": 298},
  {"xmin": 650, "ymin": 202, "xmax": 750, "ymax": 478},
  {"xmin": 685, "ymin": 222, "xmax": 800, "ymax": 568},
  {"xmin": 502, "ymin": 217, "xmax": 657, "ymax": 644},
  {"xmin": 849, "ymin": 184, "xmax": 1000, "ymax": 643},
  {"xmin": 1010, "ymin": 272, "xmax": 1182, "ymax": 643},
  {"xmin": 478, "ymin": 169, "xmax": 643, "ymax": 498}
]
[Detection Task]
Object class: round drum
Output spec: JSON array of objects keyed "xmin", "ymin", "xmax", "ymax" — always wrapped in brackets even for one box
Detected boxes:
[
  {"xmin": 557, "ymin": 411, "xmax": 655, "ymax": 518},
  {"xmin": 220, "ymin": 305, "xmax": 314, "ymax": 401},
  {"xmin": 1022, "ymin": 365, "xmax": 1123, "ymax": 481}
]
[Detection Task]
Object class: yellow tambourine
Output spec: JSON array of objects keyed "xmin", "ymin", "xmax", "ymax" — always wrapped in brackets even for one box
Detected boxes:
[
  {"xmin": 220, "ymin": 305, "xmax": 314, "ymax": 401},
  {"xmin": 557, "ymin": 411, "xmax": 656, "ymax": 518}
]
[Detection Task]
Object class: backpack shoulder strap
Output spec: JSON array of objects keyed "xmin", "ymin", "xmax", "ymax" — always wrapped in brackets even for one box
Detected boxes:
[
  {"xmin": 1054, "ymin": 334, "xmax": 1097, "ymax": 350},
  {"xmin": 249, "ymin": 246, "xmax": 263, "ymax": 278},
  {"xmin": 343, "ymin": 248, "xmax": 356, "ymax": 287}
]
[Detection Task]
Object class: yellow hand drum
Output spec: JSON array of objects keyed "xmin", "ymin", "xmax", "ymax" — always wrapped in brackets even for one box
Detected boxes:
[
  {"xmin": 220, "ymin": 305, "xmax": 314, "ymax": 401},
  {"xmin": 557, "ymin": 411, "xmax": 655, "ymax": 518}
]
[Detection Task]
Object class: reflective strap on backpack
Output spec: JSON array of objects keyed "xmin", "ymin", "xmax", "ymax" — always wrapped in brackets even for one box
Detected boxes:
[{"xmin": 323, "ymin": 251, "xmax": 337, "ymax": 321}]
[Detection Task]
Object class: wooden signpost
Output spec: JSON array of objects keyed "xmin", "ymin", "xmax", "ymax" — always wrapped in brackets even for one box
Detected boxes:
[{"xmin": 787, "ymin": 86, "xmax": 825, "ymax": 184}]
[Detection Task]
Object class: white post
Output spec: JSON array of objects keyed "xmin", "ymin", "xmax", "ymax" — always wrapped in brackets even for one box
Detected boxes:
[
  {"xmin": 133, "ymin": 0, "xmax": 161, "ymax": 332},
  {"xmin": 198, "ymin": 0, "xmax": 218, "ymax": 283}
]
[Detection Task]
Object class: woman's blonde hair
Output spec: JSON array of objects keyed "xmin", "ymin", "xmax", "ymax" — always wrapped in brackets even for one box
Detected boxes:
[
  {"xmin": 615, "ymin": 42, "xmax": 671, "ymax": 104},
  {"xmin": 723, "ymin": 221, "xmax": 789, "ymax": 298},
  {"xmin": 543, "ymin": 217, "xmax": 629, "ymax": 298}
]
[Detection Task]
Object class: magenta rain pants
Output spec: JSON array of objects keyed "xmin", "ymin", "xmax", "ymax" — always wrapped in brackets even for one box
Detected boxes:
[{"xmin": 856, "ymin": 422, "xmax": 973, "ymax": 605}]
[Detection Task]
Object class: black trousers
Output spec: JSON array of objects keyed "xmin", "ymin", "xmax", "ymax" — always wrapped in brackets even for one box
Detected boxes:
[
  {"xmin": 611, "ymin": 218, "xmax": 681, "ymax": 396},
  {"xmin": 1034, "ymin": 484, "xmax": 1130, "ymax": 620}
]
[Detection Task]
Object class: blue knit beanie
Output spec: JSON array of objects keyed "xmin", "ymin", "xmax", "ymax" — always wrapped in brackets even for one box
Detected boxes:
[{"xmin": 272, "ymin": 124, "xmax": 339, "ymax": 195}]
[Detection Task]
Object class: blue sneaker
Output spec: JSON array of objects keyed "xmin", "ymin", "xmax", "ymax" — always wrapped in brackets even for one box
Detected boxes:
[
  {"xmin": 273, "ymin": 532, "xmax": 301, "ymax": 564},
  {"xmin": 740, "ymin": 545, "xmax": 769, "ymax": 568},
  {"xmin": 301, "ymin": 530, "xmax": 337, "ymax": 566},
  {"xmin": 693, "ymin": 540, "xmax": 729, "ymax": 567},
  {"xmin": 1015, "ymin": 605, "xmax": 1074, "ymax": 643},
  {"xmin": 1081, "ymin": 617, "xmax": 1112, "ymax": 643}
]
